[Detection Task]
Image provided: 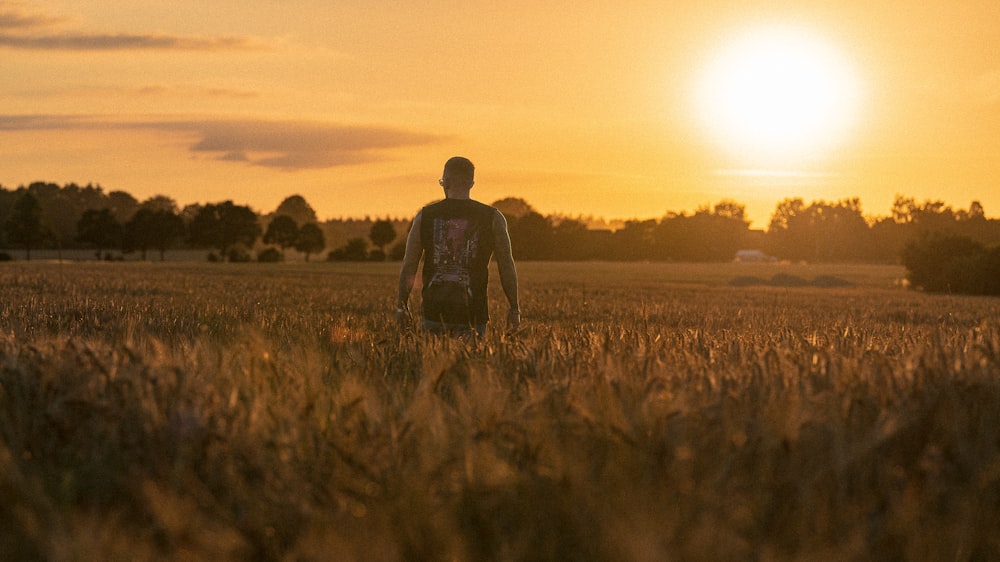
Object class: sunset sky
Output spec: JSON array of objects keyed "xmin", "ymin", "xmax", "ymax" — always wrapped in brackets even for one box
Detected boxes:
[{"xmin": 2, "ymin": 0, "xmax": 999, "ymax": 228}]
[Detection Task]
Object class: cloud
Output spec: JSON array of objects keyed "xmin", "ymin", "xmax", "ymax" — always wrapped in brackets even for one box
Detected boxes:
[
  {"xmin": 0, "ymin": 115, "xmax": 446, "ymax": 170},
  {"xmin": 0, "ymin": 1, "xmax": 262, "ymax": 51},
  {"xmin": 0, "ymin": 32, "xmax": 260, "ymax": 51},
  {"xmin": 0, "ymin": 2, "xmax": 64, "ymax": 31},
  {"xmin": 0, "ymin": 114, "xmax": 91, "ymax": 130},
  {"xmin": 178, "ymin": 120, "xmax": 444, "ymax": 170}
]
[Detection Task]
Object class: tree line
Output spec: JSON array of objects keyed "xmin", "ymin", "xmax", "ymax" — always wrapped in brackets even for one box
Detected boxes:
[
  {"xmin": 0, "ymin": 183, "xmax": 328, "ymax": 262},
  {"xmin": 2, "ymin": 182, "xmax": 1000, "ymax": 269},
  {"xmin": 497, "ymin": 196, "xmax": 1000, "ymax": 264}
]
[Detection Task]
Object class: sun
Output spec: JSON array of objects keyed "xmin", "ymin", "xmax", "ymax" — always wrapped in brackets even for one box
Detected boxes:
[{"xmin": 694, "ymin": 24, "xmax": 862, "ymax": 165}]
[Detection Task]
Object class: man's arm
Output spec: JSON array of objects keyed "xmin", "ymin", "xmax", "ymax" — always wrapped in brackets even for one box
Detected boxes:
[
  {"xmin": 396, "ymin": 211, "xmax": 423, "ymax": 326},
  {"xmin": 492, "ymin": 210, "xmax": 520, "ymax": 329}
]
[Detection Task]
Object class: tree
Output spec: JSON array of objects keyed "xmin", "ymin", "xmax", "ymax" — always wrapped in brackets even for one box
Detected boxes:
[
  {"xmin": 30, "ymin": 182, "xmax": 83, "ymax": 249},
  {"xmin": 328, "ymin": 237, "xmax": 369, "ymax": 261},
  {"xmin": 125, "ymin": 208, "xmax": 185, "ymax": 261},
  {"xmin": 765, "ymin": 198, "xmax": 870, "ymax": 262},
  {"xmin": 187, "ymin": 201, "xmax": 261, "ymax": 260},
  {"xmin": 655, "ymin": 202, "xmax": 751, "ymax": 262},
  {"xmin": 263, "ymin": 215, "xmax": 300, "ymax": 257},
  {"xmin": 295, "ymin": 222, "xmax": 326, "ymax": 262},
  {"xmin": 891, "ymin": 194, "xmax": 917, "ymax": 224},
  {"xmin": 273, "ymin": 195, "xmax": 318, "ymax": 225},
  {"xmin": 902, "ymin": 233, "xmax": 985, "ymax": 293},
  {"xmin": 491, "ymin": 197, "xmax": 536, "ymax": 219},
  {"xmin": 106, "ymin": 190, "xmax": 140, "ymax": 224},
  {"xmin": 4, "ymin": 192, "xmax": 50, "ymax": 260},
  {"xmin": 613, "ymin": 219, "xmax": 656, "ymax": 261},
  {"xmin": 369, "ymin": 219, "xmax": 396, "ymax": 257},
  {"xmin": 76, "ymin": 208, "xmax": 122, "ymax": 257},
  {"xmin": 140, "ymin": 195, "xmax": 179, "ymax": 214},
  {"xmin": 552, "ymin": 218, "xmax": 591, "ymax": 260},
  {"xmin": 509, "ymin": 211, "xmax": 554, "ymax": 260}
]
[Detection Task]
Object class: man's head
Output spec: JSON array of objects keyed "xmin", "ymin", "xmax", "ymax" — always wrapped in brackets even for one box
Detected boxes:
[{"xmin": 440, "ymin": 157, "xmax": 475, "ymax": 194}]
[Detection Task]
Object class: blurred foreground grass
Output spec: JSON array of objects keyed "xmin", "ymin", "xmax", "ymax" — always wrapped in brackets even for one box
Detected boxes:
[{"xmin": 1, "ymin": 261, "xmax": 998, "ymax": 561}]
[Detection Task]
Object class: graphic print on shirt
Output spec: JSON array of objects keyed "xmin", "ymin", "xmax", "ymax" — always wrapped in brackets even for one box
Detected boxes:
[{"xmin": 428, "ymin": 217, "xmax": 478, "ymax": 296}]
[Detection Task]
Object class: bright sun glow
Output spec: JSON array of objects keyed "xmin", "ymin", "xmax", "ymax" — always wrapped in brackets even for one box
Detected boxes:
[{"xmin": 695, "ymin": 25, "xmax": 862, "ymax": 164}]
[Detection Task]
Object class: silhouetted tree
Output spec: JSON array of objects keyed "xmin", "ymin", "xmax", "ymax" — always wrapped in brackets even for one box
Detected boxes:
[
  {"xmin": 328, "ymin": 237, "xmax": 368, "ymax": 261},
  {"xmin": 125, "ymin": 208, "xmax": 185, "ymax": 261},
  {"xmin": 4, "ymin": 192, "xmax": 50, "ymax": 260},
  {"xmin": 27, "ymin": 182, "xmax": 75, "ymax": 249},
  {"xmin": 765, "ymin": 198, "xmax": 870, "ymax": 262},
  {"xmin": 509, "ymin": 212, "xmax": 554, "ymax": 260},
  {"xmin": 492, "ymin": 197, "xmax": 536, "ymax": 220},
  {"xmin": 106, "ymin": 190, "xmax": 140, "ymax": 225},
  {"xmin": 295, "ymin": 222, "xmax": 326, "ymax": 262},
  {"xmin": 139, "ymin": 195, "xmax": 179, "ymax": 214},
  {"xmin": 369, "ymin": 219, "xmax": 396, "ymax": 257},
  {"xmin": 0, "ymin": 186, "xmax": 20, "ymax": 246},
  {"xmin": 389, "ymin": 236, "xmax": 408, "ymax": 260},
  {"xmin": 264, "ymin": 215, "xmax": 300, "ymax": 257},
  {"xmin": 902, "ymin": 232, "xmax": 1000, "ymax": 295},
  {"xmin": 613, "ymin": 219, "xmax": 656, "ymax": 261},
  {"xmin": 273, "ymin": 195, "xmax": 318, "ymax": 225},
  {"xmin": 76, "ymin": 208, "xmax": 122, "ymax": 257},
  {"xmin": 552, "ymin": 218, "xmax": 591, "ymax": 260},
  {"xmin": 766, "ymin": 198, "xmax": 811, "ymax": 261},
  {"xmin": 655, "ymin": 201, "xmax": 751, "ymax": 261},
  {"xmin": 902, "ymin": 232, "xmax": 983, "ymax": 293},
  {"xmin": 187, "ymin": 201, "xmax": 261, "ymax": 260}
]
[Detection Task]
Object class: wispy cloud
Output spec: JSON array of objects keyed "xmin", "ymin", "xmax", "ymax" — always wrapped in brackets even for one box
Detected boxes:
[
  {"xmin": 0, "ymin": 2, "xmax": 64, "ymax": 31},
  {"xmin": 177, "ymin": 120, "xmax": 444, "ymax": 169},
  {"xmin": 0, "ymin": 33, "xmax": 260, "ymax": 51},
  {"xmin": 133, "ymin": 85, "xmax": 260, "ymax": 99},
  {"xmin": 0, "ymin": 1, "xmax": 262, "ymax": 51},
  {"xmin": 0, "ymin": 115, "xmax": 446, "ymax": 170},
  {"xmin": 9, "ymin": 84, "xmax": 260, "ymax": 100}
]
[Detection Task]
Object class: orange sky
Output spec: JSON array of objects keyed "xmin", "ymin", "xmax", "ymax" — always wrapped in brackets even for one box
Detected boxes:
[{"xmin": 2, "ymin": 0, "xmax": 999, "ymax": 229}]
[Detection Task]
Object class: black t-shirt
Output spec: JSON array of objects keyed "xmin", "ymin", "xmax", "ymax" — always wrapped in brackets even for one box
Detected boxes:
[{"xmin": 419, "ymin": 198, "xmax": 497, "ymax": 325}]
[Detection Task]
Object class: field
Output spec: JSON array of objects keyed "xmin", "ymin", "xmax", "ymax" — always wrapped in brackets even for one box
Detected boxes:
[{"xmin": 1, "ymin": 261, "xmax": 999, "ymax": 561}]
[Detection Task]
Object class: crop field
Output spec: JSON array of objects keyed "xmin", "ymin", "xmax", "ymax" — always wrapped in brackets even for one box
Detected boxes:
[{"xmin": 1, "ymin": 261, "xmax": 999, "ymax": 561}]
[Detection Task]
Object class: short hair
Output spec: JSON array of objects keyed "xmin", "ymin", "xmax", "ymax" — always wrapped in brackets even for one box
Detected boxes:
[{"xmin": 443, "ymin": 156, "xmax": 475, "ymax": 183}]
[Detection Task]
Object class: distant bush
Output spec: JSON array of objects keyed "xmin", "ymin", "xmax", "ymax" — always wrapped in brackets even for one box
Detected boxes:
[
  {"xmin": 727, "ymin": 274, "xmax": 854, "ymax": 288},
  {"xmin": 257, "ymin": 247, "xmax": 283, "ymax": 263},
  {"xmin": 0, "ymin": 252, "xmax": 12, "ymax": 262},
  {"xmin": 728, "ymin": 276, "xmax": 763, "ymax": 287},
  {"xmin": 902, "ymin": 233, "xmax": 1000, "ymax": 295},
  {"xmin": 810, "ymin": 275, "xmax": 854, "ymax": 288},
  {"xmin": 226, "ymin": 247, "xmax": 252, "ymax": 263},
  {"xmin": 327, "ymin": 237, "xmax": 370, "ymax": 262}
]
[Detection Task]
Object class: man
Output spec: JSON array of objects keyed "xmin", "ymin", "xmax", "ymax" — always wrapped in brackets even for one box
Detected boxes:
[{"xmin": 397, "ymin": 156, "xmax": 519, "ymax": 337}]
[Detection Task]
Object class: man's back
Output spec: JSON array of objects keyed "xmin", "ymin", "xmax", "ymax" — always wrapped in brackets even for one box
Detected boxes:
[
  {"xmin": 419, "ymin": 198, "xmax": 496, "ymax": 325},
  {"xmin": 397, "ymin": 156, "xmax": 519, "ymax": 336}
]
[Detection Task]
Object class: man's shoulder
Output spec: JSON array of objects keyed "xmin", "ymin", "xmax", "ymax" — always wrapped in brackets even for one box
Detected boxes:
[{"xmin": 425, "ymin": 198, "xmax": 498, "ymax": 215}]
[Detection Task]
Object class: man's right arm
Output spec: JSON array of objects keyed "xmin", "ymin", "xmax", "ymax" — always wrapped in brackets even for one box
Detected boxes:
[
  {"xmin": 396, "ymin": 211, "xmax": 423, "ymax": 326},
  {"xmin": 492, "ymin": 210, "xmax": 520, "ymax": 329}
]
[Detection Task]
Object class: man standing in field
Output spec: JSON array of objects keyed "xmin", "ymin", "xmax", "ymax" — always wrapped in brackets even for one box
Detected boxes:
[{"xmin": 397, "ymin": 156, "xmax": 520, "ymax": 337}]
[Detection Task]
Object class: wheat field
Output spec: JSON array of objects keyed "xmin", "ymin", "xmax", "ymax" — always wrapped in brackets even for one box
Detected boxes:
[{"xmin": 1, "ymin": 261, "xmax": 998, "ymax": 561}]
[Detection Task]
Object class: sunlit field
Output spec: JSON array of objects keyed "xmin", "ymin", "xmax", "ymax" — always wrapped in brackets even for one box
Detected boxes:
[{"xmin": 2, "ymin": 261, "xmax": 999, "ymax": 561}]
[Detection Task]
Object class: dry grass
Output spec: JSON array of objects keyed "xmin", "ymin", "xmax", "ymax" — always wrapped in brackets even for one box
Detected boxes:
[{"xmin": 1, "ymin": 261, "xmax": 998, "ymax": 561}]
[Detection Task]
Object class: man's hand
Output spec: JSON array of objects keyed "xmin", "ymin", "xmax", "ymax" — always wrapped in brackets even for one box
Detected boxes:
[
  {"xmin": 507, "ymin": 309, "xmax": 520, "ymax": 331},
  {"xmin": 396, "ymin": 307, "xmax": 411, "ymax": 331}
]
